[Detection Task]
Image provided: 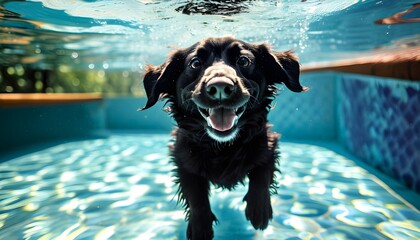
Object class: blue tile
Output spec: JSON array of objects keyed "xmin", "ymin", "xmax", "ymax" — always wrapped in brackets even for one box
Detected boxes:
[{"xmin": 338, "ymin": 74, "xmax": 420, "ymax": 192}]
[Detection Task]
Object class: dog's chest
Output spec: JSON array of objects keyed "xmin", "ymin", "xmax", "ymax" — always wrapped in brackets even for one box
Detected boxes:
[{"xmin": 173, "ymin": 140, "xmax": 258, "ymax": 188}]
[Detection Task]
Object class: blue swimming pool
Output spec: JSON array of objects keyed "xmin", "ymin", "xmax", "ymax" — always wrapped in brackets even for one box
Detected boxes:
[{"xmin": 0, "ymin": 0, "xmax": 419, "ymax": 239}]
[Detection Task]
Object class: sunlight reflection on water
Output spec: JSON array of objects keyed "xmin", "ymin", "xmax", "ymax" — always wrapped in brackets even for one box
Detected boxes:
[
  {"xmin": 0, "ymin": 134, "xmax": 418, "ymax": 239},
  {"xmin": 1, "ymin": 0, "xmax": 419, "ymax": 70}
]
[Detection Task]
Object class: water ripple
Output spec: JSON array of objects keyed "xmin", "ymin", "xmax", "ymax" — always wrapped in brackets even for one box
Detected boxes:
[
  {"xmin": 0, "ymin": 134, "xmax": 418, "ymax": 239},
  {"xmin": 1, "ymin": 0, "xmax": 419, "ymax": 69}
]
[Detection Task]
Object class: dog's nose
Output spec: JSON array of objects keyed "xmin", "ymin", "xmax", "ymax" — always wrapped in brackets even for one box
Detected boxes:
[{"xmin": 206, "ymin": 78, "xmax": 235, "ymax": 100}]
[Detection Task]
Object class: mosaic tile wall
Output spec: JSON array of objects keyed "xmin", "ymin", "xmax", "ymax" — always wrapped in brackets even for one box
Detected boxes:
[{"xmin": 338, "ymin": 74, "xmax": 420, "ymax": 192}]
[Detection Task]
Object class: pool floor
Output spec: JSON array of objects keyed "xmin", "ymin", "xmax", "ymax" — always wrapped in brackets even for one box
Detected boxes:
[{"xmin": 0, "ymin": 133, "xmax": 419, "ymax": 239}]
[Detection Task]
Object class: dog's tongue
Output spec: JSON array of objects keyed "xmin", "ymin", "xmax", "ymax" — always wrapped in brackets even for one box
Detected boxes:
[{"xmin": 208, "ymin": 108, "xmax": 236, "ymax": 132}]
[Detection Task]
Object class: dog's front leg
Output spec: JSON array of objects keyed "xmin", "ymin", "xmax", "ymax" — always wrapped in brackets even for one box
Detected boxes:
[
  {"xmin": 244, "ymin": 164, "xmax": 274, "ymax": 230},
  {"xmin": 177, "ymin": 167, "xmax": 217, "ymax": 240}
]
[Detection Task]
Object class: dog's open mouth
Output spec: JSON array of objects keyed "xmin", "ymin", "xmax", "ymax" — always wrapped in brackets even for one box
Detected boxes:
[{"xmin": 198, "ymin": 106, "xmax": 246, "ymax": 140}]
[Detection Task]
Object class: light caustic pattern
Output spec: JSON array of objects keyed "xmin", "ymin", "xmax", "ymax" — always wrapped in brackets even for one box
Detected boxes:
[{"xmin": 0, "ymin": 134, "xmax": 419, "ymax": 239}]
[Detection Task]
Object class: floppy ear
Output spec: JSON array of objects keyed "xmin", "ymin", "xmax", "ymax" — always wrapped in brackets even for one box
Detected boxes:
[
  {"xmin": 140, "ymin": 51, "xmax": 186, "ymax": 110},
  {"xmin": 257, "ymin": 44, "xmax": 308, "ymax": 92}
]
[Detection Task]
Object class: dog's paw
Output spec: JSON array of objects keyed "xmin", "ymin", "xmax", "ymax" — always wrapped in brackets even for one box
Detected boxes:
[
  {"xmin": 187, "ymin": 222, "xmax": 213, "ymax": 240},
  {"xmin": 186, "ymin": 212, "xmax": 217, "ymax": 240},
  {"xmin": 244, "ymin": 192, "xmax": 273, "ymax": 230}
]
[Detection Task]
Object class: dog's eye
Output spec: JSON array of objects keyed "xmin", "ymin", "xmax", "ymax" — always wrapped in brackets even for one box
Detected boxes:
[
  {"xmin": 237, "ymin": 56, "xmax": 251, "ymax": 67},
  {"xmin": 189, "ymin": 58, "xmax": 202, "ymax": 69}
]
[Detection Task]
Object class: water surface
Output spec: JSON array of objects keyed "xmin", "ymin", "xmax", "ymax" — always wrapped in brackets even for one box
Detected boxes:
[{"xmin": 1, "ymin": 0, "xmax": 419, "ymax": 71}]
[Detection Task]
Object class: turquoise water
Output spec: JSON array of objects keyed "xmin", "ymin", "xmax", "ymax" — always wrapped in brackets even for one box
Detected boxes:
[
  {"xmin": 0, "ymin": 0, "xmax": 419, "ymax": 70},
  {"xmin": 1, "ymin": 0, "xmax": 419, "ymax": 239},
  {"xmin": 0, "ymin": 134, "xmax": 418, "ymax": 239}
]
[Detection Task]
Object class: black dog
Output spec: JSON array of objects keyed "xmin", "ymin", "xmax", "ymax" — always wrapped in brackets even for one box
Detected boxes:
[{"xmin": 141, "ymin": 36, "xmax": 307, "ymax": 239}]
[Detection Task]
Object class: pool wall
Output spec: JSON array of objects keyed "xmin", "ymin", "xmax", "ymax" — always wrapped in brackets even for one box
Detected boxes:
[
  {"xmin": 337, "ymin": 75, "xmax": 419, "ymax": 192},
  {"xmin": 0, "ymin": 72, "xmax": 418, "ymax": 192},
  {"xmin": 268, "ymin": 72, "xmax": 337, "ymax": 140},
  {"xmin": 0, "ymin": 101, "xmax": 107, "ymax": 152}
]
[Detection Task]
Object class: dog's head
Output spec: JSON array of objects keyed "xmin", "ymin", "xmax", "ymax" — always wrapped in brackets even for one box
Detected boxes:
[{"xmin": 141, "ymin": 36, "xmax": 307, "ymax": 142}]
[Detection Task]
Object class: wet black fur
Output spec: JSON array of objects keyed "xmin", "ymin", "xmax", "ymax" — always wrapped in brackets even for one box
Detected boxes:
[{"xmin": 141, "ymin": 36, "xmax": 305, "ymax": 239}]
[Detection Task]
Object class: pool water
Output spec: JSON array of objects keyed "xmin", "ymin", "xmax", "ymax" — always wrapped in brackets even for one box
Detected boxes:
[
  {"xmin": 1, "ymin": 0, "xmax": 419, "ymax": 70},
  {"xmin": 0, "ymin": 1, "xmax": 419, "ymax": 238},
  {"xmin": 0, "ymin": 134, "xmax": 418, "ymax": 239}
]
